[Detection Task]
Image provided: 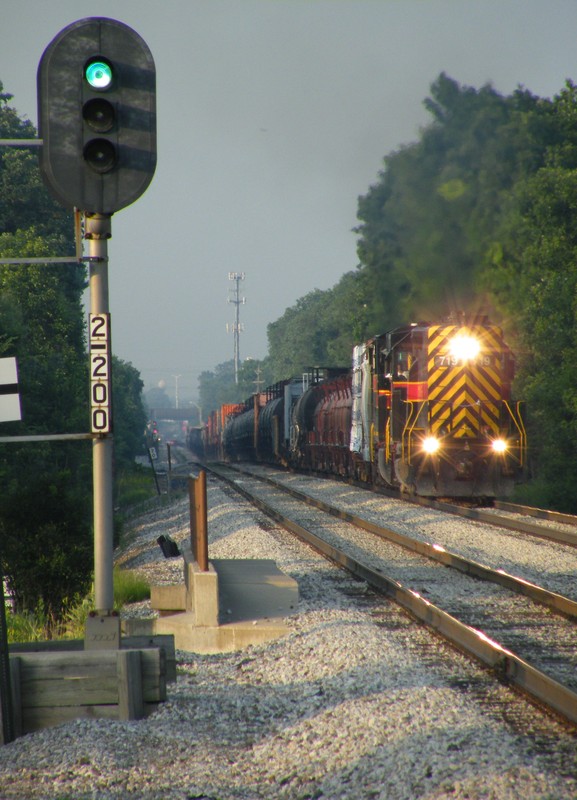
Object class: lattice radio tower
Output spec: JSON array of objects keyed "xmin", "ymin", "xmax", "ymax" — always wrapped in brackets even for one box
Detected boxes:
[{"xmin": 227, "ymin": 272, "xmax": 246, "ymax": 384}]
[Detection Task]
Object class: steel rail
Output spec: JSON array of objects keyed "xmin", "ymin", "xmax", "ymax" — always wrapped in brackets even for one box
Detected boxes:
[
  {"xmin": 424, "ymin": 498, "xmax": 577, "ymax": 547},
  {"xmin": 208, "ymin": 463, "xmax": 577, "ymax": 728},
  {"xmin": 223, "ymin": 464, "xmax": 577, "ymax": 621},
  {"xmin": 493, "ymin": 500, "xmax": 577, "ymax": 528}
]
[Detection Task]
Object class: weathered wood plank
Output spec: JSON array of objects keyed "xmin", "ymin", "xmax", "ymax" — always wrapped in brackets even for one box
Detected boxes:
[
  {"xmin": 123, "ymin": 635, "xmax": 176, "ymax": 683},
  {"xmin": 117, "ymin": 650, "xmax": 144, "ymax": 720},
  {"xmin": 23, "ymin": 703, "xmax": 119, "ymax": 730},
  {"xmin": 1, "ymin": 656, "xmax": 22, "ymax": 743},
  {"xmin": 146, "ymin": 647, "xmax": 166, "ymax": 700},
  {"xmin": 21, "ymin": 702, "xmax": 162, "ymax": 732},
  {"xmin": 10, "ymin": 634, "xmax": 176, "ymax": 683},
  {"xmin": 13, "ymin": 649, "xmax": 165, "ymax": 709},
  {"xmin": 18, "ymin": 652, "xmax": 118, "ymax": 707}
]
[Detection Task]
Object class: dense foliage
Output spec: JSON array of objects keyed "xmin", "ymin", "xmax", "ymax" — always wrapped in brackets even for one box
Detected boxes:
[
  {"xmin": 481, "ymin": 81, "xmax": 577, "ymax": 509},
  {"xmin": 200, "ymin": 73, "xmax": 577, "ymax": 511},
  {"xmin": 112, "ymin": 357, "xmax": 147, "ymax": 467},
  {"xmin": 0, "ymin": 85, "xmax": 148, "ymax": 618}
]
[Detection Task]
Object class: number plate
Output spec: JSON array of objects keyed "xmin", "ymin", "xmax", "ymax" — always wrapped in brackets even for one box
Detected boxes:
[
  {"xmin": 434, "ymin": 354, "xmax": 495, "ymax": 368},
  {"xmin": 89, "ymin": 313, "xmax": 112, "ymax": 433}
]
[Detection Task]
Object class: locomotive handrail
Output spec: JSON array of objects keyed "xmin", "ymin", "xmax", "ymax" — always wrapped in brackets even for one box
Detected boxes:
[
  {"xmin": 401, "ymin": 400, "xmax": 427, "ymax": 464},
  {"xmin": 370, "ymin": 422, "xmax": 377, "ymax": 462},
  {"xmin": 503, "ymin": 400, "xmax": 528, "ymax": 467},
  {"xmin": 516, "ymin": 401, "xmax": 528, "ymax": 465},
  {"xmin": 383, "ymin": 419, "xmax": 390, "ymax": 463},
  {"xmin": 400, "ymin": 400, "xmax": 415, "ymax": 463}
]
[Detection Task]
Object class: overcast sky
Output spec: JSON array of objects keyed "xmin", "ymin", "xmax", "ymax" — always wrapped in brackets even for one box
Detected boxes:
[{"xmin": 3, "ymin": 0, "xmax": 577, "ymax": 403}]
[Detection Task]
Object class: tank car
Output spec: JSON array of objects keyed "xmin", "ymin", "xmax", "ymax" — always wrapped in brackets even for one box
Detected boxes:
[
  {"xmin": 291, "ymin": 368, "xmax": 352, "ymax": 476},
  {"xmin": 222, "ymin": 379, "xmax": 308, "ymax": 464}
]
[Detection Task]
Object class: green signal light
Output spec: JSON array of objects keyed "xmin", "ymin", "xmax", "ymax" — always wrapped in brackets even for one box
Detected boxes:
[{"xmin": 85, "ymin": 60, "xmax": 113, "ymax": 90}]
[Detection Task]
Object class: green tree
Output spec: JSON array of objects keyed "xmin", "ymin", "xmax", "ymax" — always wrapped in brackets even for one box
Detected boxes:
[
  {"xmin": 0, "ymin": 84, "xmax": 151, "ymax": 615},
  {"xmin": 0, "ymin": 86, "xmax": 91, "ymax": 617},
  {"xmin": 112, "ymin": 358, "xmax": 147, "ymax": 468},
  {"xmin": 480, "ymin": 85, "xmax": 577, "ymax": 508},
  {"xmin": 1, "ymin": 448, "xmax": 92, "ymax": 616},
  {"xmin": 267, "ymin": 290, "xmax": 331, "ymax": 379},
  {"xmin": 198, "ymin": 358, "xmax": 273, "ymax": 414},
  {"xmin": 356, "ymin": 74, "xmax": 577, "ymax": 510},
  {"xmin": 355, "ymin": 74, "xmax": 553, "ymax": 326},
  {"xmin": 266, "ymin": 270, "xmax": 371, "ymax": 380},
  {"xmin": 0, "ymin": 248, "xmax": 93, "ymax": 617},
  {"xmin": 0, "ymin": 85, "xmax": 71, "ymax": 242}
]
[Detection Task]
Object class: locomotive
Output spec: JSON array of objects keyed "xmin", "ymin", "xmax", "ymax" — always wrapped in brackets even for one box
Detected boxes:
[{"xmin": 192, "ymin": 316, "xmax": 527, "ymax": 498}]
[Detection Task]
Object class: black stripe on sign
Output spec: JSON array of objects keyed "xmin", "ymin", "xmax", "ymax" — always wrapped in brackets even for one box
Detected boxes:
[{"xmin": 0, "ymin": 384, "xmax": 18, "ymax": 396}]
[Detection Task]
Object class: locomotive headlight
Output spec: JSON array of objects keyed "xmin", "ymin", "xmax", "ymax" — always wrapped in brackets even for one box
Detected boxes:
[
  {"xmin": 449, "ymin": 333, "xmax": 481, "ymax": 362},
  {"xmin": 491, "ymin": 438, "xmax": 508, "ymax": 454},
  {"xmin": 422, "ymin": 436, "xmax": 440, "ymax": 454}
]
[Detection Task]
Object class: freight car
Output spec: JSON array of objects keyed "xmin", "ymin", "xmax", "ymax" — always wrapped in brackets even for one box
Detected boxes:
[{"xmin": 192, "ymin": 316, "xmax": 527, "ymax": 498}]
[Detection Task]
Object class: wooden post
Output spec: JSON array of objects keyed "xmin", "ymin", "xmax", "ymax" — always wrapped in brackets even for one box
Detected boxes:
[
  {"xmin": 9, "ymin": 658, "xmax": 22, "ymax": 739},
  {"xmin": 0, "ymin": 549, "xmax": 15, "ymax": 745},
  {"xmin": 117, "ymin": 650, "xmax": 144, "ymax": 721},
  {"xmin": 189, "ymin": 471, "xmax": 208, "ymax": 571}
]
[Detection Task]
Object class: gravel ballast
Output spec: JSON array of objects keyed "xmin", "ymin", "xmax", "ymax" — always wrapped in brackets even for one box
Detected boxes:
[{"xmin": 2, "ymin": 476, "xmax": 577, "ymax": 800}]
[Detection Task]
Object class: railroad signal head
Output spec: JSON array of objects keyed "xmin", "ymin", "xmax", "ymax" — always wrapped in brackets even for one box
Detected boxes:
[{"xmin": 37, "ymin": 17, "xmax": 156, "ymax": 214}]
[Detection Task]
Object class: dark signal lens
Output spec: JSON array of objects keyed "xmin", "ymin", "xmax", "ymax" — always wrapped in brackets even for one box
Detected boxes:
[
  {"xmin": 83, "ymin": 98, "xmax": 115, "ymax": 133},
  {"xmin": 83, "ymin": 139, "xmax": 117, "ymax": 173}
]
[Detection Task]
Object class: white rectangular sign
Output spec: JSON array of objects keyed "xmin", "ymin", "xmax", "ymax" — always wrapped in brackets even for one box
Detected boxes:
[
  {"xmin": 89, "ymin": 313, "xmax": 112, "ymax": 433},
  {"xmin": 0, "ymin": 357, "xmax": 21, "ymax": 423}
]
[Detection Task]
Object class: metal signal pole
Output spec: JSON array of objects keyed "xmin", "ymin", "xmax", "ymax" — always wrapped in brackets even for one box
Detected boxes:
[{"xmin": 86, "ymin": 213, "xmax": 114, "ymax": 616}]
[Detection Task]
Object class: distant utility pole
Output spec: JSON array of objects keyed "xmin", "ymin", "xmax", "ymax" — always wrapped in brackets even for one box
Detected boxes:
[
  {"xmin": 172, "ymin": 374, "xmax": 182, "ymax": 409},
  {"xmin": 227, "ymin": 272, "xmax": 245, "ymax": 384},
  {"xmin": 253, "ymin": 366, "xmax": 265, "ymax": 393}
]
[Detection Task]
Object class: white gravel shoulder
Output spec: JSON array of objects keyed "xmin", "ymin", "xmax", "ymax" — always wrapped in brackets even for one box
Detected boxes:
[{"xmin": 1, "ymin": 476, "xmax": 577, "ymax": 800}]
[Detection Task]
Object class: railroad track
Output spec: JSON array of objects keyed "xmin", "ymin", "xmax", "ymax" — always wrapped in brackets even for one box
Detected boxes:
[
  {"xmin": 206, "ymin": 462, "xmax": 577, "ymax": 728},
  {"xmin": 335, "ymin": 464, "xmax": 577, "ymax": 548},
  {"xmin": 424, "ymin": 496, "xmax": 577, "ymax": 548}
]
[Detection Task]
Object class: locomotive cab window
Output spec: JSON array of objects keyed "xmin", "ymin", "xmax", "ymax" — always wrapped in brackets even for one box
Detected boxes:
[{"xmin": 391, "ymin": 351, "xmax": 421, "ymax": 380}]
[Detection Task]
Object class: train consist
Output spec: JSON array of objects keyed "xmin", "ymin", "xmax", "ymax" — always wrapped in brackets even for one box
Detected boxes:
[{"xmin": 190, "ymin": 316, "xmax": 527, "ymax": 497}]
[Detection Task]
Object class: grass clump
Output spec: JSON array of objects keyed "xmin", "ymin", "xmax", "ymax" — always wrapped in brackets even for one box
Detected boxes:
[
  {"xmin": 116, "ymin": 464, "xmax": 158, "ymax": 508},
  {"xmin": 7, "ymin": 568, "xmax": 150, "ymax": 643},
  {"xmin": 113, "ymin": 567, "xmax": 150, "ymax": 606},
  {"xmin": 6, "ymin": 608, "xmax": 47, "ymax": 643}
]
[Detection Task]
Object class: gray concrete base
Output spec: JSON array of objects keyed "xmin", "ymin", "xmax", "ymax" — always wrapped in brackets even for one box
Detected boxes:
[
  {"xmin": 126, "ymin": 611, "xmax": 293, "ymax": 654},
  {"xmin": 124, "ymin": 546, "xmax": 299, "ymax": 654},
  {"xmin": 214, "ymin": 559, "xmax": 298, "ymax": 623}
]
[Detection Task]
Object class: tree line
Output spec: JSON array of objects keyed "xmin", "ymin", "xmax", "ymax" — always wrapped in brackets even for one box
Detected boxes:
[
  {"xmin": 201, "ymin": 73, "xmax": 577, "ymax": 512},
  {"xmin": 0, "ymin": 84, "xmax": 147, "ymax": 621}
]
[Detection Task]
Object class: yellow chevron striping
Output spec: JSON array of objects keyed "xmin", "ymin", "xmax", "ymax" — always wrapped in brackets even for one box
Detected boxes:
[{"xmin": 425, "ymin": 324, "xmax": 507, "ymax": 432}]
